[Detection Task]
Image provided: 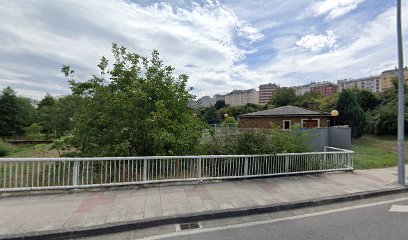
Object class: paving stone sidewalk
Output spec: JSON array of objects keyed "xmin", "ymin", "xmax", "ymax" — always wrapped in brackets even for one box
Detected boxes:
[{"xmin": 0, "ymin": 166, "xmax": 404, "ymax": 237}]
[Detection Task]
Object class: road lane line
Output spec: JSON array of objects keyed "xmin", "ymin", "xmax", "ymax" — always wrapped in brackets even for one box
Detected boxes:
[{"xmin": 389, "ymin": 204, "xmax": 408, "ymax": 212}]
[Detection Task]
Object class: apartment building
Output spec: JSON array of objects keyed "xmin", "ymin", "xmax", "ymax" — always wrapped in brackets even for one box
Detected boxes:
[
  {"xmin": 212, "ymin": 94, "xmax": 225, "ymax": 104},
  {"xmin": 258, "ymin": 83, "xmax": 279, "ymax": 104},
  {"xmin": 292, "ymin": 84, "xmax": 311, "ymax": 96},
  {"xmin": 380, "ymin": 68, "xmax": 408, "ymax": 91},
  {"xmin": 196, "ymin": 96, "xmax": 213, "ymax": 108},
  {"xmin": 310, "ymin": 82, "xmax": 338, "ymax": 96},
  {"xmin": 225, "ymin": 89, "xmax": 259, "ymax": 106},
  {"xmin": 337, "ymin": 75, "xmax": 381, "ymax": 93}
]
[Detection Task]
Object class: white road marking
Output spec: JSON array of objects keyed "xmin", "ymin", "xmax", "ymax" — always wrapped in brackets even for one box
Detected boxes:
[
  {"xmin": 138, "ymin": 196, "xmax": 408, "ymax": 240},
  {"xmin": 389, "ymin": 204, "xmax": 408, "ymax": 212}
]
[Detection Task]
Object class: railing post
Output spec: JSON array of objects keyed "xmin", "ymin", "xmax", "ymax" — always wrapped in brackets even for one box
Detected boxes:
[
  {"xmin": 285, "ymin": 156, "xmax": 289, "ymax": 172},
  {"xmin": 198, "ymin": 158, "xmax": 202, "ymax": 179},
  {"xmin": 244, "ymin": 157, "xmax": 249, "ymax": 176},
  {"xmin": 73, "ymin": 161, "xmax": 78, "ymax": 187},
  {"xmin": 143, "ymin": 159, "xmax": 147, "ymax": 183}
]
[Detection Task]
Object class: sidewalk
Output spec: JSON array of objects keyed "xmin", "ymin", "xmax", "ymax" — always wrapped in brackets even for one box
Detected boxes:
[{"xmin": 0, "ymin": 166, "xmax": 405, "ymax": 238}]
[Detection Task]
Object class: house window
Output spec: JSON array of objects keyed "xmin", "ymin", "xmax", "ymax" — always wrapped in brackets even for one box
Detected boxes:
[
  {"xmin": 283, "ymin": 120, "xmax": 291, "ymax": 130},
  {"xmin": 301, "ymin": 119, "xmax": 320, "ymax": 128}
]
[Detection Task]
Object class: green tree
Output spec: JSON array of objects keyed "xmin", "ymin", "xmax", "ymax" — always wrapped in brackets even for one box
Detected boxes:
[
  {"xmin": 269, "ymin": 87, "xmax": 298, "ymax": 107},
  {"xmin": 37, "ymin": 93, "xmax": 55, "ymax": 109},
  {"xmin": 51, "ymin": 95, "xmax": 83, "ymax": 137},
  {"xmin": 16, "ymin": 97, "xmax": 38, "ymax": 128},
  {"xmin": 25, "ymin": 123, "xmax": 44, "ymax": 140},
  {"xmin": 203, "ymin": 107, "xmax": 220, "ymax": 124},
  {"xmin": 0, "ymin": 87, "xmax": 24, "ymax": 136},
  {"xmin": 214, "ymin": 100, "xmax": 226, "ymax": 110},
  {"xmin": 62, "ymin": 44, "xmax": 204, "ymax": 156},
  {"xmin": 351, "ymin": 88, "xmax": 380, "ymax": 112},
  {"xmin": 222, "ymin": 116, "xmax": 238, "ymax": 126},
  {"xmin": 318, "ymin": 93, "xmax": 339, "ymax": 112},
  {"xmin": 296, "ymin": 91, "xmax": 323, "ymax": 109},
  {"xmin": 336, "ymin": 89, "xmax": 365, "ymax": 138},
  {"xmin": 368, "ymin": 78, "xmax": 408, "ymax": 135}
]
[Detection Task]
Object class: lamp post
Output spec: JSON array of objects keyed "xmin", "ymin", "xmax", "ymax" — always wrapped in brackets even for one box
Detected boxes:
[
  {"xmin": 396, "ymin": 0, "xmax": 405, "ymax": 185},
  {"xmin": 330, "ymin": 110, "xmax": 339, "ymax": 127},
  {"xmin": 224, "ymin": 113, "xmax": 229, "ymax": 137}
]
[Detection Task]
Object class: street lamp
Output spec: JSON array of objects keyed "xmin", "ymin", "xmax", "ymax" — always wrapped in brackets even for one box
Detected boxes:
[
  {"xmin": 396, "ymin": 0, "xmax": 405, "ymax": 185},
  {"xmin": 330, "ymin": 110, "xmax": 339, "ymax": 126},
  {"xmin": 224, "ymin": 113, "xmax": 229, "ymax": 137}
]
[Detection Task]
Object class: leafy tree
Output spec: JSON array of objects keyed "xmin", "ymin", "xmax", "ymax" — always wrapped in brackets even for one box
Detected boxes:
[
  {"xmin": 25, "ymin": 123, "xmax": 44, "ymax": 140},
  {"xmin": 296, "ymin": 91, "xmax": 323, "ymax": 109},
  {"xmin": 16, "ymin": 97, "xmax": 38, "ymax": 128},
  {"xmin": 239, "ymin": 103, "xmax": 262, "ymax": 115},
  {"xmin": 269, "ymin": 87, "xmax": 298, "ymax": 107},
  {"xmin": 222, "ymin": 116, "xmax": 238, "ymax": 126},
  {"xmin": 37, "ymin": 93, "xmax": 55, "ymax": 109},
  {"xmin": 367, "ymin": 78, "xmax": 408, "ymax": 135},
  {"xmin": 203, "ymin": 107, "xmax": 220, "ymax": 124},
  {"xmin": 0, "ymin": 87, "xmax": 24, "ymax": 136},
  {"xmin": 318, "ymin": 93, "xmax": 339, "ymax": 112},
  {"xmin": 336, "ymin": 89, "xmax": 365, "ymax": 138},
  {"xmin": 351, "ymin": 88, "xmax": 380, "ymax": 112},
  {"xmin": 62, "ymin": 44, "xmax": 204, "ymax": 156},
  {"xmin": 37, "ymin": 94, "xmax": 82, "ymax": 138},
  {"xmin": 214, "ymin": 100, "xmax": 226, "ymax": 110}
]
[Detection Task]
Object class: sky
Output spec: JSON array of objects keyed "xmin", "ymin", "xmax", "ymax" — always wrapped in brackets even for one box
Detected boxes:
[{"xmin": 0, "ymin": 0, "xmax": 407, "ymax": 100}]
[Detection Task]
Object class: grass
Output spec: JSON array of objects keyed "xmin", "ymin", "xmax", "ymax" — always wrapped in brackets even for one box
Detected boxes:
[
  {"xmin": 352, "ymin": 135, "xmax": 407, "ymax": 169},
  {"xmin": 6, "ymin": 143, "xmax": 60, "ymax": 158}
]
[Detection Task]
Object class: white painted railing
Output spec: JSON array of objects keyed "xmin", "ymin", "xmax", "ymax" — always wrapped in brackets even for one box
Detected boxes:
[{"xmin": 0, "ymin": 147, "xmax": 353, "ymax": 191}]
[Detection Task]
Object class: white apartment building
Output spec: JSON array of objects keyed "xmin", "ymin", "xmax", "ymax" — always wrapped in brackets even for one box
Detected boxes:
[
  {"xmin": 212, "ymin": 94, "xmax": 225, "ymax": 104},
  {"xmin": 292, "ymin": 85, "xmax": 311, "ymax": 96},
  {"xmin": 196, "ymin": 96, "xmax": 213, "ymax": 108},
  {"xmin": 225, "ymin": 89, "xmax": 259, "ymax": 106},
  {"xmin": 337, "ymin": 75, "xmax": 381, "ymax": 93}
]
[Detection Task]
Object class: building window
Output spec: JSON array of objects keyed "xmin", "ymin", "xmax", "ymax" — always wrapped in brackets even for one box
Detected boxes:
[{"xmin": 283, "ymin": 120, "xmax": 291, "ymax": 130}]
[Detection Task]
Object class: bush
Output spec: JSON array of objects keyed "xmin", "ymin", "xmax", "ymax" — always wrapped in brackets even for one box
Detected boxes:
[
  {"xmin": 24, "ymin": 123, "xmax": 45, "ymax": 140},
  {"xmin": 0, "ymin": 140, "xmax": 13, "ymax": 157},
  {"xmin": 200, "ymin": 126, "xmax": 313, "ymax": 155}
]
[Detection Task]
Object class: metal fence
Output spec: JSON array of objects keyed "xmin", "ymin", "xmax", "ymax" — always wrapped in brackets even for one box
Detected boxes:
[{"xmin": 0, "ymin": 147, "xmax": 353, "ymax": 192}]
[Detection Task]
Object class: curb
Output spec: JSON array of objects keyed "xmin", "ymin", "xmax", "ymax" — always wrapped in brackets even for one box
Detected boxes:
[{"xmin": 1, "ymin": 186, "xmax": 408, "ymax": 240}]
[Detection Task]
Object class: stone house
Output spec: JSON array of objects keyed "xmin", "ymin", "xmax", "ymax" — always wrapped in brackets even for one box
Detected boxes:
[{"xmin": 238, "ymin": 105, "xmax": 330, "ymax": 129}]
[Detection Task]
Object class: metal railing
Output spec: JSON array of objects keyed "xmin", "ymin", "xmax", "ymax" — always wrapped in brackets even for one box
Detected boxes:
[{"xmin": 0, "ymin": 147, "xmax": 353, "ymax": 191}]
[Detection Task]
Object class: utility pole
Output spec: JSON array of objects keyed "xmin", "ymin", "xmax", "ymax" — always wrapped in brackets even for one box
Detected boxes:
[{"xmin": 396, "ymin": 0, "xmax": 405, "ymax": 185}]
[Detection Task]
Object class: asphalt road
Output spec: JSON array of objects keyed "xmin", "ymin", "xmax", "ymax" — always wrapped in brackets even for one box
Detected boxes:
[
  {"xmin": 159, "ymin": 200, "xmax": 408, "ymax": 240},
  {"xmin": 79, "ymin": 193, "xmax": 408, "ymax": 240}
]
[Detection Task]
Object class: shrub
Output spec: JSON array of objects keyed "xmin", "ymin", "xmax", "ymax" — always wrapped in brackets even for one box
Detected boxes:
[
  {"xmin": 200, "ymin": 126, "xmax": 313, "ymax": 155},
  {"xmin": 0, "ymin": 140, "xmax": 13, "ymax": 157}
]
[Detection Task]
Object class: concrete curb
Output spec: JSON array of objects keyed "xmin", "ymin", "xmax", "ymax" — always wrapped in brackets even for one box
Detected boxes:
[{"xmin": 1, "ymin": 186, "xmax": 408, "ymax": 240}]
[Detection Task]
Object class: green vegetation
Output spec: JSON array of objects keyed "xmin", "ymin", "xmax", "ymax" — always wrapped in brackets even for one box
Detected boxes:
[
  {"xmin": 0, "ymin": 140, "xmax": 13, "ymax": 157},
  {"xmin": 200, "ymin": 126, "xmax": 313, "ymax": 155},
  {"xmin": 352, "ymin": 135, "xmax": 406, "ymax": 169},
  {"xmin": 336, "ymin": 89, "xmax": 365, "ymax": 138},
  {"xmin": 269, "ymin": 87, "xmax": 297, "ymax": 107},
  {"xmin": 60, "ymin": 44, "xmax": 204, "ymax": 156},
  {"xmin": 0, "ymin": 87, "xmax": 37, "ymax": 136},
  {"xmin": 0, "ymin": 143, "xmax": 59, "ymax": 158}
]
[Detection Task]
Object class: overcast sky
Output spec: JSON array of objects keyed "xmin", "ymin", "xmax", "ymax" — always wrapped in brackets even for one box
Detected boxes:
[{"xmin": 0, "ymin": 0, "xmax": 407, "ymax": 100}]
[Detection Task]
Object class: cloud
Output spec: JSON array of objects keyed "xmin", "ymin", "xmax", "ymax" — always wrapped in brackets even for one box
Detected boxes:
[
  {"xmin": 256, "ymin": 1, "xmax": 408, "ymax": 86},
  {"xmin": 296, "ymin": 31, "xmax": 338, "ymax": 52},
  {"xmin": 0, "ymin": 0, "xmax": 263, "ymax": 99},
  {"xmin": 0, "ymin": 0, "xmax": 406, "ymax": 100},
  {"xmin": 311, "ymin": 0, "xmax": 365, "ymax": 20}
]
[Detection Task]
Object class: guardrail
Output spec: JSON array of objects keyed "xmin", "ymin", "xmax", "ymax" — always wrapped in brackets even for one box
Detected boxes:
[{"xmin": 0, "ymin": 146, "xmax": 353, "ymax": 191}]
